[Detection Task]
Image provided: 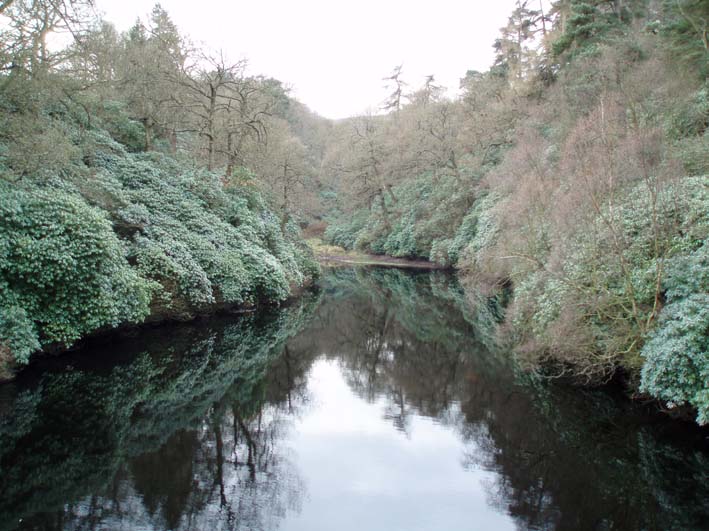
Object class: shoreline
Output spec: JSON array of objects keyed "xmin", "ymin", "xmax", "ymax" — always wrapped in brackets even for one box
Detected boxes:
[
  {"xmin": 0, "ymin": 280, "xmax": 319, "ymax": 384},
  {"xmin": 317, "ymin": 254, "xmax": 447, "ymax": 269}
]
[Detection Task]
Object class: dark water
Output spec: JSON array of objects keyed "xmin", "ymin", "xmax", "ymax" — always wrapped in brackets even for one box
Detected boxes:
[{"xmin": 1, "ymin": 268, "xmax": 708, "ymax": 531}]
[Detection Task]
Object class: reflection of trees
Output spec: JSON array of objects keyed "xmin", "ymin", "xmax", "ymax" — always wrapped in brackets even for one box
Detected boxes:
[
  {"xmin": 130, "ymin": 430, "xmax": 201, "ymax": 530},
  {"xmin": 294, "ymin": 267, "xmax": 506, "ymax": 431},
  {"xmin": 456, "ymin": 371, "xmax": 709, "ymax": 530},
  {"xmin": 164, "ymin": 400, "xmax": 306, "ymax": 531},
  {"xmin": 0, "ymin": 294, "xmax": 319, "ymax": 531},
  {"xmin": 295, "ymin": 267, "xmax": 709, "ymax": 530},
  {"xmin": 173, "ymin": 342, "xmax": 317, "ymax": 531}
]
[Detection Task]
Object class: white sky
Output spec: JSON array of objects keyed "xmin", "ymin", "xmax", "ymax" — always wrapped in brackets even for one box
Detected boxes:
[{"xmin": 94, "ymin": 0, "xmax": 522, "ymax": 119}]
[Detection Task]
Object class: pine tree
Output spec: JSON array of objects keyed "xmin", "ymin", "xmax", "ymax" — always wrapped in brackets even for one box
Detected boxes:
[
  {"xmin": 661, "ymin": 0, "xmax": 709, "ymax": 78},
  {"xmin": 551, "ymin": 0, "xmax": 641, "ymax": 57},
  {"xmin": 493, "ymin": 0, "xmax": 546, "ymax": 86}
]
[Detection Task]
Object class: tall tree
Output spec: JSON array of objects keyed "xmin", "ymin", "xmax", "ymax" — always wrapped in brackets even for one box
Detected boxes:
[
  {"xmin": 221, "ymin": 76, "xmax": 273, "ymax": 179},
  {"xmin": 382, "ymin": 64, "xmax": 407, "ymax": 113},
  {"xmin": 661, "ymin": 0, "xmax": 709, "ymax": 76},
  {"xmin": 117, "ymin": 5, "xmax": 187, "ymax": 151},
  {"xmin": 551, "ymin": 0, "xmax": 641, "ymax": 57},
  {"xmin": 252, "ymin": 119, "xmax": 312, "ymax": 227},
  {"xmin": 173, "ymin": 52, "xmax": 248, "ymax": 170},
  {"xmin": 494, "ymin": 0, "xmax": 546, "ymax": 86}
]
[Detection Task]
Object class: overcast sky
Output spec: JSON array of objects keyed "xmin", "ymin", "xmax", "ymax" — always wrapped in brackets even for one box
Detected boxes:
[{"xmin": 94, "ymin": 0, "xmax": 521, "ymax": 119}]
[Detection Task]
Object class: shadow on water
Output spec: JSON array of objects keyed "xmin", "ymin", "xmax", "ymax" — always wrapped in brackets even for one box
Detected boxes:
[{"xmin": 1, "ymin": 267, "xmax": 708, "ymax": 530}]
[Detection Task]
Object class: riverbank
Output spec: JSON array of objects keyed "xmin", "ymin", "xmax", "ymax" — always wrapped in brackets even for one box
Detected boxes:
[
  {"xmin": 0, "ymin": 280, "xmax": 318, "ymax": 384},
  {"xmin": 307, "ymin": 238, "xmax": 446, "ymax": 269}
]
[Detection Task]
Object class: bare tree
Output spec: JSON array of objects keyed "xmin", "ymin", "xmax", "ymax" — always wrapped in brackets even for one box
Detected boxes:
[
  {"xmin": 221, "ymin": 76, "xmax": 273, "ymax": 179},
  {"xmin": 172, "ymin": 52, "xmax": 248, "ymax": 170}
]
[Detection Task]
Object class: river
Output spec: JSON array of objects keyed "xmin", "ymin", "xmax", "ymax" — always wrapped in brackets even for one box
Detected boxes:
[{"xmin": 1, "ymin": 267, "xmax": 707, "ymax": 530}]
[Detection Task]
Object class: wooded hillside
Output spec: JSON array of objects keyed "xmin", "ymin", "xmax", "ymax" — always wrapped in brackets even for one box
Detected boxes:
[
  {"xmin": 0, "ymin": 1, "xmax": 321, "ymax": 378},
  {"xmin": 318, "ymin": 0, "xmax": 709, "ymax": 423}
]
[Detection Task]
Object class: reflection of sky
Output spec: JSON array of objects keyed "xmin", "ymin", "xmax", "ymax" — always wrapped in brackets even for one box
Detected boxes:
[{"xmin": 281, "ymin": 359, "xmax": 515, "ymax": 531}]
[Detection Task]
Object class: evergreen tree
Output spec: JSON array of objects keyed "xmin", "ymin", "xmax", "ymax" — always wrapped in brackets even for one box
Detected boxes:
[
  {"xmin": 661, "ymin": 0, "xmax": 709, "ymax": 77},
  {"xmin": 493, "ymin": 0, "xmax": 545, "ymax": 85},
  {"xmin": 551, "ymin": 0, "xmax": 641, "ymax": 57}
]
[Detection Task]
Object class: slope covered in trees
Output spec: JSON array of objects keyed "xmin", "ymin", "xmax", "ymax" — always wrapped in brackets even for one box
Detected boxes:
[
  {"xmin": 0, "ymin": 2, "xmax": 323, "ymax": 378},
  {"xmin": 318, "ymin": 0, "xmax": 709, "ymax": 423}
]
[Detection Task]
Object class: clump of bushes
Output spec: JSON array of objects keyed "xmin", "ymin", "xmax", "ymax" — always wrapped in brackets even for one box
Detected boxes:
[
  {"xmin": 0, "ymin": 117, "xmax": 318, "ymax": 374},
  {"xmin": 324, "ymin": 174, "xmax": 478, "ymax": 262},
  {"xmin": 0, "ymin": 183, "xmax": 153, "ymax": 361},
  {"xmin": 640, "ymin": 241, "xmax": 709, "ymax": 424},
  {"xmin": 504, "ymin": 176, "xmax": 709, "ymax": 421},
  {"xmin": 323, "ymin": 209, "xmax": 369, "ymax": 250}
]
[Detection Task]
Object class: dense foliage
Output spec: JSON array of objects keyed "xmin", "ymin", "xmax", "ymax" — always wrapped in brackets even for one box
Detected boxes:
[
  {"xmin": 0, "ymin": 182, "xmax": 153, "ymax": 363},
  {"xmin": 640, "ymin": 240, "xmax": 709, "ymax": 423},
  {"xmin": 0, "ymin": 120, "xmax": 318, "ymax": 370},
  {"xmin": 0, "ymin": 5, "xmax": 319, "ymax": 375}
]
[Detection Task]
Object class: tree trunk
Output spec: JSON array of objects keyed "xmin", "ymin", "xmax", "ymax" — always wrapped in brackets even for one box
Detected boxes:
[
  {"xmin": 379, "ymin": 188, "xmax": 391, "ymax": 228},
  {"xmin": 225, "ymin": 132, "xmax": 234, "ymax": 178},
  {"xmin": 281, "ymin": 162, "xmax": 290, "ymax": 229},
  {"xmin": 207, "ymin": 84, "xmax": 217, "ymax": 171},
  {"xmin": 169, "ymin": 128, "xmax": 177, "ymax": 153},
  {"xmin": 144, "ymin": 118, "xmax": 153, "ymax": 151}
]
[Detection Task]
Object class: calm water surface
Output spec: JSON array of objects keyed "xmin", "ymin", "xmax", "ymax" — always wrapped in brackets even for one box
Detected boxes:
[{"xmin": 1, "ymin": 268, "xmax": 708, "ymax": 530}]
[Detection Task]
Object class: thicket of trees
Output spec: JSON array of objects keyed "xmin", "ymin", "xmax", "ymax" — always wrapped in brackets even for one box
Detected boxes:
[
  {"xmin": 319, "ymin": 0, "xmax": 709, "ymax": 423},
  {"xmin": 0, "ymin": 2, "xmax": 323, "ymax": 377}
]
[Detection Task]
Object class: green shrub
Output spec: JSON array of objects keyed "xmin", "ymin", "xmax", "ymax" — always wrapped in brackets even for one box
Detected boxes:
[
  {"xmin": 97, "ymin": 100, "xmax": 147, "ymax": 153},
  {"xmin": 429, "ymin": 238, "xmax": 455, "ymax": 266},
  {"xmin": 324, "ymin": 209, "xmax": 369, "ymax": 249},
  {"xmin": 327, "ymin": 174, "xmax": 478, "ymax": 261},
  {"xmin": 0, "ymin": 115, "xmax": 317, "ymax": 370},
  {"xmin": 640, "ymin": 242, "xmax": 709, "ymax": 424},
  {"xmin": 668, "ymin": 85, "xmax": 709, "ymax": 140},
  {"xmin": 0, "ymin": 306, "xmax": 40, "ymax": 365},
  {"xmin": 676, "ymin": 132, "xmax": 709, "ymax": 176},
  {"xmin": 457, "ymin": 192, "xmax": 501, "ymax": 271},
  {"xmin": 0, "ymin": 183, "xmax": 153, "ymax": 355}
]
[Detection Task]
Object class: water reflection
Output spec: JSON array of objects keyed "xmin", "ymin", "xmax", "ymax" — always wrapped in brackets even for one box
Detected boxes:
[
  {"xmin": 1, "ymin": 268, "xmax": 708, "ymax": 531},
  {"xmin": 0, "ymin": 298, "xmax": 319, "ymax": 531}
]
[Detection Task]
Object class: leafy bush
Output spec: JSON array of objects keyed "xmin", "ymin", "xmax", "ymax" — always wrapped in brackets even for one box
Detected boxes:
[
  {"xmin": 326, "ymin": 174, "xmax": 478, "ymax": 261},
  {"xmin": 0, "ymin": 306, "xmax": 40, "ymax": 366},
  {"xmin": 324, "ymin": 209, "xmax": 369, "ymax": 249},
  {"xmin": 0, "ymin": 112, "xmax": 318, "ymax": 372},
  {"xmin": 97, "ymin": 100, "xmax": 147, "ymax": 152},
  {"xmin": 641, "ymin": 242, "xmax": 709, "ymax": 424},
  {"xmin": 668, "ymin": 85, "xmax": 709, "ymax": 140},
  {"xmin": 676, "ymin": 132, "xmax": 709, "ymax": 176},
  {"xmin": 456, "ymin": 192, "xmax": 501, "ymax": 272},
  {"xmin": 0, "ymin": 183, "xmax": 153, "ymax": 358}
]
